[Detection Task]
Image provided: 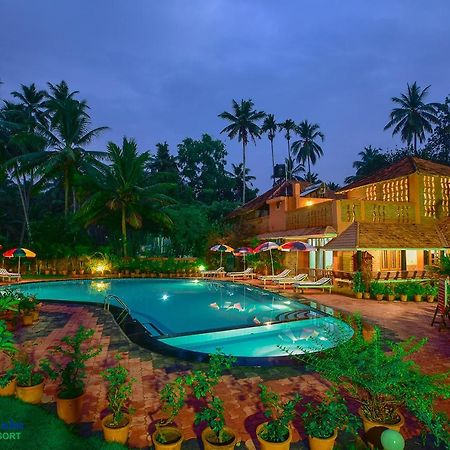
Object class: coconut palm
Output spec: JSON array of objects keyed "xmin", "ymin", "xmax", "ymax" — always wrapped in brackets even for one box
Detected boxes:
[
  {"xmin": 80, "ymin": 138, "xmax": 173, "ymax": 257},
  {"xmin": 218, "ymin": 99, "xmax": 265, "ymax": 205},
  {"xmin": 261, "ymin": 114, "xmax": 277, "ymax": 184},
  {"xmin": 291, "ymin": 120, "xmax": 325, "ymax": 176},
  {"xmin": 230, "ymin": 163, "xmax": 257, "ymax": 202},
  {"xmin": 384, "ymin": 82, "xmax": 440, "ymax": 152},
  {"xmin": 39, "ymin": 96, "xmax": 108, "ymax": 216},
  {"xmin": 278, "ymin": 119, "xmax": 296, "ymax": 162}
]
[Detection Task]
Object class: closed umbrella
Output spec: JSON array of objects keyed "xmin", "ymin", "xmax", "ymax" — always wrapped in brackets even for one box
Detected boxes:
[
  {"xmin": 210, "ymin": 244, "xmax": 234, "ymax": 267},
  {"xmin": 278, "ymin": 241, "xmax": 316, "ymax": 274},
  {"xmin": 3, "ymin": 247, "xmax": 36, "ymax": 275},
  {"xmin": 234, "ymin": 247, "xmax": 253, "ymax": 270},
  {"xmin": 253, "ymin": 241, "xmax": 279, "ymax": 276}
]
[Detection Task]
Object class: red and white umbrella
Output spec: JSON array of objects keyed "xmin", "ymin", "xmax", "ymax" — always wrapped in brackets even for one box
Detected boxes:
[
  {"xmin": 234, "ymin": 247, "xmax": 253, "ymax": 270},
  {"xmin": 278, "ymin": 241, "xmax": 316, "ymax": 274},
  {"xmin": 210, "ymin": 244, "xmax": 234, "ymax": 267},
  {"xmin": 253, "ymin": 241, "xmax": 279, "ymax": 275}
]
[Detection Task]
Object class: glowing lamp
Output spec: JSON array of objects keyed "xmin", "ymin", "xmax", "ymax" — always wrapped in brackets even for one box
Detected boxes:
[
  {"xmin": 305, "ymin": 200, "xmax": 314, "ymax": 207},
  {"xmin": 380, "ymin": 430, "xmax": 405, "ymax": 450},
  {"xmin": 199, "ymin": 265, "xmax": 206, "ymax": 272},
  {"xmin": 162, "ymin": 294, "xmax": 169, "ymax": 301}
]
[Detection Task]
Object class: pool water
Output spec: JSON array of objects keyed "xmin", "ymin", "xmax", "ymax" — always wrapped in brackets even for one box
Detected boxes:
[{"xmin": 13, "ymin": 279, "xmax": 353, "ymax": 358}]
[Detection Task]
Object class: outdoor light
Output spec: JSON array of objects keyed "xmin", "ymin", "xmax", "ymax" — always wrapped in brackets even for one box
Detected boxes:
[
  {"xmin": 199, "ymin": 265, "xmax": 206, "ymax": 271},
  {"xmin": 95, "ymin": 263, "xmax": 107, "ymax": 274},
  {"xmin": 162, "ymin": 294, "xmax": 169, "ymax": 301},
  {"xmin": 192, "ymin": 279, "xmax": 200, "ymax": 283},
  {"xmin": 305, "ymin": 200, "xmax": 314, "ymax": 206}
]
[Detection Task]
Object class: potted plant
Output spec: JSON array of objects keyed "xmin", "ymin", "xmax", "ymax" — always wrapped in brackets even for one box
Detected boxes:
[
  {"xmin": 152, "ymin": 376, "xmax": 186, "ymax": 450},
  {"xmin": 394, "ymin": 283, "xmax": 409, "ymax": 302},
  {"xmin": 352, "ymin": 272, "xmax": 364, "ymax": 299},
  {"xmin": 284, "ymin": 316, "xmax": 450, "ymax": 447},
  {"xmin": 13, "ymin": 350, "xmax": 46, "ymax": 404},
  {"xmin": 41, "ymin": 326, "xmax": 102, "ymax": 424},
  {"xmin": 18, "ymin": 293, "xmax": 38, "ymax": 326},
  {"xmin": 0, "ymin": 320, "xmax": 18, "ymax": 396},
  {"xmin": 412, "ymin": 282, "xmax": 425, "ymax": 302},
  {"xmin": 256, "ymin": 384, "xmax": 301, "ymax": 450},
  {"xmin": 185, "ymin": 352, "xmax": 237, "ymax": 450},
  {"xmin": 424, "ymin": 283, "xmax": 438, "ymax": 303},
  {"xmin": 302, "ymin": 388, "xmax": 360, "ymax": 450},
  {"xmin": 370, "ymin": 281, "xmax": 386, "ymax": 301},
  {"xmin": 0, "ymin": 290, "xmax": 20, "ymax": 331},
  {"xmin": 385, "ymin": 284, "xmax": 395, "ymax": 301},
  {"xmin": 100, "ymin": 354, "xmax": 136, "ymax": 444}
]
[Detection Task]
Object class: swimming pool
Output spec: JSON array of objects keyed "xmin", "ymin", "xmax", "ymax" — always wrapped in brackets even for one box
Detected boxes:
[{"xmin": 13, "ymin": 279, "xmax": 353, "ymax": 358}]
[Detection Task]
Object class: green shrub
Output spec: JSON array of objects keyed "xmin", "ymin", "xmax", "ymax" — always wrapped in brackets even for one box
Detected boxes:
[
  {"xmin": 370, "ymin": 281, "xmax": 386, "ymax": 296},
  {"xmin": 352, "ymin": 272, "xmax": 365, "ymax": 294}
]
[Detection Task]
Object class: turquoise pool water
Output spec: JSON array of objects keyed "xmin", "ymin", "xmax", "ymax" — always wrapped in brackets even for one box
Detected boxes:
[{"xmin": 12, "ymin": 279, "xmax": 353, "ymax": 357}]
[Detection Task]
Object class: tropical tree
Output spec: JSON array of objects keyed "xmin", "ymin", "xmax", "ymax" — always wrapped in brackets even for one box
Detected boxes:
[
  {"xmin": 278, "ymin": 119, "xmax": 296, "ymax": 163},
  {"xmin": 304, "ymin": 172, "xmax": 321, "ymax": 184},
  {"xmin": 39, "ymin": 94, "xmax": 108, "ymax": 216},
  {"xmin": 326, "ymin": 181, "xmax": 341, "ymax": 191},
  {"xmin": 284, "ymin": 157, "xmax": 304, "ymax": 179},
  {"xmin": 261, "ymin": 114, "xmax": 277, "ymax": 184},
  {"xmin": 291, "ymin": 120, "xmax": 324, "ymax": 176},
  {"xmin": 80, "ymin": 138, "xmax": 173, "ymax": 257},
  {"xmin": 230, "ymin": 163, "xmax": 258, "ymax": 202},
  {"xmin": 218, "ymin": 99, "xmax": 265, "ymax": 205},
  {"xmin": 384, "ymin": 82, "xmax": 440, "ymax": 152},
  {"xmin": 345, "ymin": 146, "xmax": 388, "ymax": 184}
]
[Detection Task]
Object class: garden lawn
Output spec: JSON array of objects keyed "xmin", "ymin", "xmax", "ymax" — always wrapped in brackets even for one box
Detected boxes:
[{"xmin": 0, "ymin": 396, "xmax": 127, "ymax": 450}]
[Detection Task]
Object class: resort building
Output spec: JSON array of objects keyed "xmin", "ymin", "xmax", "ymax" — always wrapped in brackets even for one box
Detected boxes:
[{"xmin": 228, "ymin": 157, "xmax": 450, "ymax": 276}]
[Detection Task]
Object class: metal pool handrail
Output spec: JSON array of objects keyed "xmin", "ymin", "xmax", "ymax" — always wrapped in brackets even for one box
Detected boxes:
[{"xmin": 104, "ymin": 294, "xmax": 130, "ymax": 325}]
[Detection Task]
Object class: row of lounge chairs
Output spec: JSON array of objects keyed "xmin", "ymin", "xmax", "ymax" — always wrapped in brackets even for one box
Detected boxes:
[{"xmin": 0, "ymin": 268, "xmax": 21, "ymax": 281}]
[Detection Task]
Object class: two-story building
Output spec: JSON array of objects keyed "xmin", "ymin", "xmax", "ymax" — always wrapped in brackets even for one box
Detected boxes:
[{"xmin": 228, "ymin": 157, "xmax": 450, "ymax": 275}]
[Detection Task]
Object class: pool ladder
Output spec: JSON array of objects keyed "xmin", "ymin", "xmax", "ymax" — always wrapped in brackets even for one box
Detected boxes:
[{"xmin": 104, "ymin": 294, "xmax": 130, "ymax": 325}]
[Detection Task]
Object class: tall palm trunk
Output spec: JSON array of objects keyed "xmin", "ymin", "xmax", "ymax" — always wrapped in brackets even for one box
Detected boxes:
[
  {"xmin": 121, "ymin": 205, "xmax": 128, "ymax": 257},
  {"xmin": 414, "ymin": 133, "xmax": 417, "ymax": 153},
  {"xmin": 307, "ymin": 157, "xmax": 311, "ymax": 177},
  {"xmin": 242, "ymin": 141, "xmax": 247, "ymax": 205},
  {"xmin": 64, "ymin": 167, "xmax": 69, "ymax": 217},
  {"xmin": 287, "ymin": 137, "xmax": 291, "ymax": 162},
  {"xmin": 270, "ymin": 138, "xmax": 275, "ymax": 185},
  {"xmin": 13, "ymin": 164, "xmax": 32, "ymax": 243}
]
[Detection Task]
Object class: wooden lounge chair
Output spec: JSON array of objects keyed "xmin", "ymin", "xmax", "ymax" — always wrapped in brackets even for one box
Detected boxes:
[
  {"xmin": 0, "ymin": 268, "xmax": 21, "ymax": 281},
  {"xmin": 273, "ymin": 273, "xmax": 308, "ymax": 289},
  {"xmin": 226, "ymin": 268, "xmax": 255, "ymax": 281},
  {"xmin": 293, "ymin": 277, "xmax": 333, "ymax": 293},
  {"xmin": 258, "ymin": 269, "xmax": 292, "ymax": 286},
  {"xmin": 200, "ymin": 267, "xmax": 225, "ymax": 278}
]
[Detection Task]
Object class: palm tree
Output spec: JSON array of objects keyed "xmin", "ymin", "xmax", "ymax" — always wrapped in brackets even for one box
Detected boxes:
[
  {"xmin": 326, "ymin": 181, "xmax": 341, "ymax": 191},
  {"xmin": 40, "ymin": 96, "xmax": 108, "ymax": 216},
  {"xmin": 291, "ymin": 120, "xmax": 325, "ymax": 176},
  {"xmin": 284, "ymin": 157, "xmax": 305, "ymax": 179},
  {"xmin": 261, "ymin": 114, "xmax": 277, "ymax": 184},
  {"xmin": 304, "ymin": 172, "xmax": 321, "ymax": 184},
  {"xmin": 384, "ymin": 82, "xmax": 440, "ymax": 152},
  {"xmin": 81, "ymin": 138, "xmax": 173, "ymax": 257},
  {"xmin": 230, "ymin": 163, "xmax": 256, "ymax": 202},
  {"xmin": 351, "ymin": 146, "xmax": 388, "ymax": 181},
  {"xmin": 219, "ymin": 99, "xmax": 265, "ymax": 205},
  {"xmin": 278, "ymin": 119, "xmax": 296, "ymax": 162}
]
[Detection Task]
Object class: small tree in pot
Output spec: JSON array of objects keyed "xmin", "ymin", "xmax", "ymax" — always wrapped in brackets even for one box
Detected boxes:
[
  {"xmin": 256, "ymin": 384, "xmax": 301, "ymax": 450},
  {"xmin": 41, "ymin": 326, "xmax": 102, "ymax": 423},
  {"xmin": 100, "ymin": 354, "xmax": 136, "ymax": 444},
  {"xmin": 13, "ymin": 349, "xmax": 46, "ymax": 404},
  {"xmin": 0, "ymin": 320, "xmax": 18, "ymax": 396},
  {"xmin": 352, "ymin": 272, "xmax": 365, "ymax": 299},
  {"xmin": 185, "ymin": 352, "xmax": 237, "ymax": 450}
]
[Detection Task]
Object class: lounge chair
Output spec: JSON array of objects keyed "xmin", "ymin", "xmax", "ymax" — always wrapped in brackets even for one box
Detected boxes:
[
  {"xmin": 0, "ymin": 268, "xmax": 21, "ymax": 281},
  {"xmin": 200, "ymin": 267, "xmax": 225, "ymax": 278},
  {"xmin": 258, "ymin": 269, "xmax": 292, "ymax": 286},
  {"xmin": 226, "ymin": 268, "xmax": 255, "ymax": 281},
  {"xmin": 273, "ymin": 273, "xmax": 308, "ymax": 289},
  {"xmin": 293, "ymin": 277, "xmax": 333, "ymax": 293}
]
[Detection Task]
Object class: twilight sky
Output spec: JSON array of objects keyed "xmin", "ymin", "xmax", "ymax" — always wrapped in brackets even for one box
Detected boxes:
[{"xmin": 1, "ymin": 0, "xmax": 449, "ymax": 191}]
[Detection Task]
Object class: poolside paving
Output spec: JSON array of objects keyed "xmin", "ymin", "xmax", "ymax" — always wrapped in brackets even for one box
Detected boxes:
[{"xmin": 0, "ymin": 281, "xmax": 449, "ymax": 449}]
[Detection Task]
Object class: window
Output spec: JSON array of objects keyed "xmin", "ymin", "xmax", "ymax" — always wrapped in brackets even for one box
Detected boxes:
[
  {"xmin": 381, "ymin": 250, "xmax": 401, "ymax": 270},
  {"xmin": 382, "ymin": 178, "xmax": 409, "ymax": 202},
  {"xmin": 441, "ymin": 177, "xmax": 450, "ymax": 216},
  {"xmin": 423, "ymin": 176, "xmax": 436, "ymax": 217}
]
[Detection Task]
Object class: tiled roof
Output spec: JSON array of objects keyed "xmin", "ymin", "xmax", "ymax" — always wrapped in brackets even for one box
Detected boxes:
[
  {"xmin": 257, "ymin": 226, "xmax": 337, "ymax": 240},
  {"xmin": 227, "ymin": 178, "xmax": 311, "ymax": 218},
  {"xmin": 339, "ymin": 157, "xmax": 450, "ymax": 192},
  {"xmin": 323, "ymin": 221, "xmax": 449, "ymax": 250}
]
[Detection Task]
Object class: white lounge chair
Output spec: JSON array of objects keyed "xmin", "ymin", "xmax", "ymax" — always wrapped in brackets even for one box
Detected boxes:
[
  {"xmin": 293, "ymin": 277, "xmax": 333, "ymax": 293},
  {"xmin": 226, "ymin": 267, "xmax": 255, "ymax": 281},
  {"xmin": 273, "ymin": 273, "xmax": 308, "ymax": 289},
  {"xmin": 258, "ymin": 269, "xmax": 291, "ymax": 286},
  {"xmin": 0, "ymin": 268, "xmax": 21, "ymax": 281},
  {"xmin": 200, "ymin": 267, "xmax": 225, "ymax": 278}
]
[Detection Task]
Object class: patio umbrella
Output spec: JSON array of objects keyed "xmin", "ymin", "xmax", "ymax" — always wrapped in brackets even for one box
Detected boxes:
[
  {"xmin": 234, "ymin": 247, "xmax": 253, "ymax": 270},
  {"xmin": 278, "ymin": 241, "xmax": 316, "ymax": 274},
  {"xmin": 3, "ymin": 247, "xmax": 36, "ymax": 275},
  {"xmin": 253, "ymin": 241, "xmax": 279, "ymax": 276},
  {"xmin": 210, "ymin": 244, "xmax": 234, "ymax": 267}
]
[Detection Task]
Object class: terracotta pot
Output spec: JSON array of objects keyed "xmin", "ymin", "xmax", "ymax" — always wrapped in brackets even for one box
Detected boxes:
[
  {"xmin": 307, "ymin": 429, "xmax": 338, "ymax": 450},
  {"xmin": 375, "ymin": 294, "xmax": 384, "ymax": 301},
  {"xmin": 22, "ymin": 314, "xmax": 33, "ymax": 326},
  {"xmin": 363, "ymin": 292, "xmax": 371, "ymax": 299},
  {"xmin": 387, "ymin": 294, "xmax": 395, "ymax": 301},
  {"xmin": 400, "ymin": 294, "xmax": 408, "ymax": 302},
  {"xmin": 414, "ymin": 295, "xmax": 422, "ymax": 302},
  {"xmin": 152, "ymin": 426, "xmax": 183, "ymax": 450},
  {"xmin": 355, "ymin": 292, "xmax": 363, "ymax": 299},
  {"xmin": 101, "ymin": 413, "xmax": 131, "ymax": 444},
  {"xmin": 0, "ymin": 377, "xmax": 16, "ymax": 397},
  {"xmin": 16, "ymin": 381, "xmax": 44, "ymax": 404},
  {"xmin": 56, "ymin": 392, "xmax": 85, "ymax": 424},
  {"xmin": 31, "ymin": 310, "xmax": 39, "ymax": 322},
  {"xmin": 201, "ymin": 426, "xmax": 237, "ymax": 450},
  {"xmin": 44, "ymin": 270, "xmax": 50, "ymax": 275},
  {"xmin": 359, "ymin": 408, "xmax": 405, "ymax": 433},
  {"xmin": 427, "ymin": 295, "xmax": 435, "ymax": 303},
  {"xmin": 256, "ymin": 423, "xmax": 292, "ymax": 450}
]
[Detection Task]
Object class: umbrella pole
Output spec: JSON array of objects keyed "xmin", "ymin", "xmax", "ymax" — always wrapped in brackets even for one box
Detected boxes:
[
  {"xmin": 220, "ymin": 251, "xmax": 223, "ymax": 268},
  {"xmin": 18, "ymin": 256, "xmax": 21, "ymax": 275},
  {"xmin": 269, "ymin": 249, "xmax": 274, "ymax": 276},
  {"xmin": 243, "ymin": 253, "xmax": 246, "ymax": 270}
]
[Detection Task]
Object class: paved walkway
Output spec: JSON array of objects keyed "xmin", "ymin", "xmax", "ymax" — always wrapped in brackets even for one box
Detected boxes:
[{"xmin": 1, "ymin": 283, "xmax": 449, "ymax": 449}]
